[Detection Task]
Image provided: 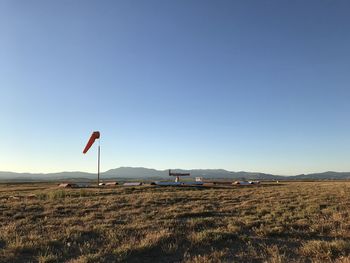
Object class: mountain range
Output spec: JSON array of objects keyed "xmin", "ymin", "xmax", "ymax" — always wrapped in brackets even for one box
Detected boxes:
[{"xmin": 1, "ymin": 167, "xmax": 350, "ymax": 181}]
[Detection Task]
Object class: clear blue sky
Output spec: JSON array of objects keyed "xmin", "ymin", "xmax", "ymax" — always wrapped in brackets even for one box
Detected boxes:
[{"xmin": 1, "ymin": 0, "xmax": 350, "ymax": 175}]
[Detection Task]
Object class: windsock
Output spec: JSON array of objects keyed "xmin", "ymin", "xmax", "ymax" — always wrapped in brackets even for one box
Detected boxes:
[{"xmin": 83, "ymin": 131, "xmax": 100, "ymax": 154}]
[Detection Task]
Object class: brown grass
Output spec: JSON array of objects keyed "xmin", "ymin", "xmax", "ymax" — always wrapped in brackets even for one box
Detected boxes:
[{"xmin": 0, "ymin": 182, "xmax": 350, "ymax": 262}]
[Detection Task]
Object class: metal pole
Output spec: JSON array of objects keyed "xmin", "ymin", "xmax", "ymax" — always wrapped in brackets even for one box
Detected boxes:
[{"xmin": 97, "ymin": 140, "xmax": 100, "ymax": 187}]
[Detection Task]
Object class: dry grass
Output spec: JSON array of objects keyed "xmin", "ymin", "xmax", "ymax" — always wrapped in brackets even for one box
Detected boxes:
[{"xmin": 0, "ymin": 182, "xmax": 350, "ymax": 262}]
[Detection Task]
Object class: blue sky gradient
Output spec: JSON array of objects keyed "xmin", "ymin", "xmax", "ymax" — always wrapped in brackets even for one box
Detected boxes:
[{"xmin": 1, "ymin": 0, "xmax": 350, "ymax": 175}]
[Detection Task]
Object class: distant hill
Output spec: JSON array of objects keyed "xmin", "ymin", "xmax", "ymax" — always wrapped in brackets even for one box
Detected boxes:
[
  {"xmin": 102, "ymin": 168, "xmax": 286, "ymax": 180},
  {"xmin": 1, "ymin": 167, "xmax": 350, "ymax": 181},
  {"xmin": 103, "ymin": 167, "xmax": 167, "ymax": 178},
  {"xmin": 167, "ymin": 169, "xmax": 285, "ymax": 180},
  {"xmin": 293, "ymin": 171, "xmax": 350, "ymax": 180},
  {"xmin": 0, "ymin": 171, "xmax": 96, "ymax": 181}
]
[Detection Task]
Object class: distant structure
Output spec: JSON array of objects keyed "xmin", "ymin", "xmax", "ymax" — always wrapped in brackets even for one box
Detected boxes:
[
  {"xmin": 105, "ymin": 182, "xmax": 118, "ymax": 186},
  {"xmin": 169, "ymin": 169, "xmax": 190, "ymax": 182},
  {"xmin": 58, "ymin": 183, "xmax": 76, "ymax": 188},
  {"xmin": 124, "ymin": 182, "xmax": 143, "ymax": 186},
  {"xmin": 58, "ymin": 183, "xmax": 90, "ymax": 188}
]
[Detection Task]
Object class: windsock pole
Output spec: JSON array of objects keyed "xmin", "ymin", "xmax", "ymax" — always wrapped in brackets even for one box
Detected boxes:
[{"xmin": 97, "ymin": 139, "xmax": 100, "ymax": 187}]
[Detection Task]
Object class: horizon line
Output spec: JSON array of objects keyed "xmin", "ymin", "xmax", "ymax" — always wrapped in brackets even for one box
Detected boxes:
[{"xmin": 1, "ymin": 166, "xmax": 348, "ymax": 177}]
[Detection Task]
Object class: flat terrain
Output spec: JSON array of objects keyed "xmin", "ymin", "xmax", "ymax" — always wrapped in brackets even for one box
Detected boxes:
[{"xmin": 0, "ymin": 182, "xmax": 350, "ymax": 263}]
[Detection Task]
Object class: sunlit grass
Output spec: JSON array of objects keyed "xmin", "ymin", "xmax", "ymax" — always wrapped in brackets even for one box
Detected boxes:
[{"xmin": 0, "ymin": 182, "xmax": 350, "ymax": 262}]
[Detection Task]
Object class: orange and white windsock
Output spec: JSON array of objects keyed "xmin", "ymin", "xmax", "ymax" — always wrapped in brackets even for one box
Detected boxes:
[{"xmin": 83, "ymin": 131, "xmax": 100, "ymax": 154}]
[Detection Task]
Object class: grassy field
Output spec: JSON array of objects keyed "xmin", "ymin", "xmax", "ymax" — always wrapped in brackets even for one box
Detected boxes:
[{"xmin": 0, "ymin": 182, "xmax": 350, "ymax": 262}]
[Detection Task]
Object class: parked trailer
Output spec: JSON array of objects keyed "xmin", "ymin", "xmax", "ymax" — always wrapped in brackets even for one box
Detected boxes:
[
  {"xmin": 75, "ymin": 183, "xmax": 91, "ymax": 188},
  {"xmin": 123, "ymin": 182, "xmax": 142, "ymax": 186},
  {"xmin": 58, "ymin": 183, "xmax": 90, "ymax": 188},
  {"xmin": 106, "ymin": 182, "xmax": 119, "ymax": 186}
]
